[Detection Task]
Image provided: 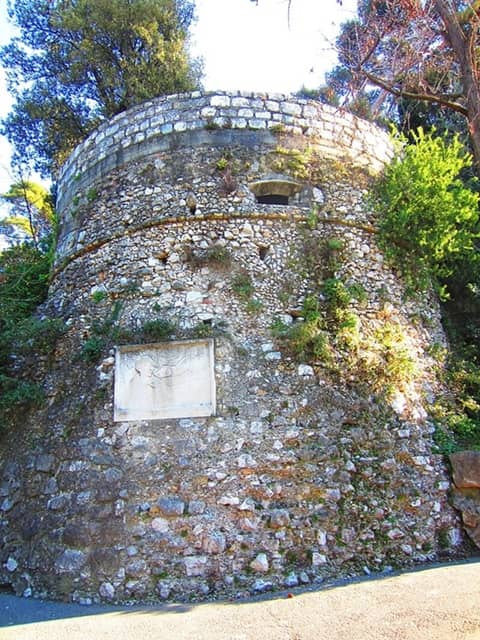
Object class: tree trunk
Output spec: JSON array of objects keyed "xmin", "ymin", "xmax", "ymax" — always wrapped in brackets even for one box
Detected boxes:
[{"xmin": 434, "ymin": 0, "xmax": 480, "ymax": 169}]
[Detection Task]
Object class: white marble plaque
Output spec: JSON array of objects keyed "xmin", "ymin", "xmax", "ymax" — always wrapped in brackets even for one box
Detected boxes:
[{"xmin": 114, "ymin": 339, "xmax": 216, "ymax": 421}]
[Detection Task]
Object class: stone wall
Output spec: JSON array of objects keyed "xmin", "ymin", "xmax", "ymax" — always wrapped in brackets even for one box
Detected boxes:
[
  {"xmin": 56, "ymin": 91, "xmax": 393, "ymax": 215},
  {"xmin": 0, "ymin": 92, "xmax": 463, "ymax": 604}
]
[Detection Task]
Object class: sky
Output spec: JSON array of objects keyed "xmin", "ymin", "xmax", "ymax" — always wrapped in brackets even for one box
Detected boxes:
[{"xmin": 0, "ymin": 0, "xmax": 357, "ymax": 198}]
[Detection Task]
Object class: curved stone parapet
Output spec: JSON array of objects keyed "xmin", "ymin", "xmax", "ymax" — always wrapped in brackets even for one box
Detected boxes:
[{"xmin": 56, "ymin": 91, "xmax": 393, "ymax": 214}]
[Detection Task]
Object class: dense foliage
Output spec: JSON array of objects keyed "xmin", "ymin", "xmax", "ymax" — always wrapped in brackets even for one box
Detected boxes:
[
  {"xmin": 373, "ymin": 127, "xmax": 480, "ymax": 450},
  {"xmin": 0, "ymin": 236, "xmax": 63, "ymax": 420},
  {"xmin": 374, "ymin": 128, "xmax": 480, "ymax": 294},
  {"xmin": 1, "ymin": 0, "xmax": 201, "ymax": 176}
]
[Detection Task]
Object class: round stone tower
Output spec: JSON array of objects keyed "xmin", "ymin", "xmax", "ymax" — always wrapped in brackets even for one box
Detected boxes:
[{"xmin": 0, "ymin": 92, "xmax": 461, "ymax": 603}]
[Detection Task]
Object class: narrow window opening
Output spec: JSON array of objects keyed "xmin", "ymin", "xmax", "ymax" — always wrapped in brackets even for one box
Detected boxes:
[
  {"xmin": 157, "ymin": 251, "xmax": 169, "ymax": 265},
  {"xmin": 258, "ymin": 246, "xmax": 270, "ymax": 261},
  {"xmin": 186, "ymin": 193, "xmax": 197, "ymax": 214},
  {"xmin": 202, "ymin": 319, "xmax": 212, "ymax": 326},
  {"xmin": 256, "ymin": 194, "xmax": 289, "ymax": 205}
]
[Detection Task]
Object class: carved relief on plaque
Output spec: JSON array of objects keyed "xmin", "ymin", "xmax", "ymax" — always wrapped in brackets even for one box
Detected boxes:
[{"xmin": 114, "ymin": 339, "xmax": 216, "ymax": 421}]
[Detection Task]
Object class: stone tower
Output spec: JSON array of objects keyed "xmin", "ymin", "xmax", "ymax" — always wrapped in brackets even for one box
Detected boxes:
[{"xmin": 0, "ymin": 92, "xmax": 461, "ymax": 603}]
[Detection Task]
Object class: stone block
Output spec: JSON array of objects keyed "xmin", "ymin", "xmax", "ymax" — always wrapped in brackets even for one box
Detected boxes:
[
  {"xmin": 210, "ymin": 95, "xmax": 230, "ymax": 107},
  {"xmin": 270, "ymin": 509, "xmax": 291, "ymax": 529},
  {"xmin": 184, "ymin": 555, "xmax": 208, "ymax": 577},
  {"xmin": 35, "ymin": 454, "xmax": 56, "ymax": 473},
  {"xmin": 156, "ymin": 496, "xmax": 185, "ymax": 516},
  {"xmin": 450, "ymin": 451, "xmax": 480, "ymax": 488},
  {"xmin": 201, "ymin": 531, "xmax": 226, "ymax": 554},
  {"xmin": 250, "ymin": 552, "xmax": 269, "ymax": 573},
  {"xmin": 55, "ymin": 549, "xmax": 87, "ymax": 573}
]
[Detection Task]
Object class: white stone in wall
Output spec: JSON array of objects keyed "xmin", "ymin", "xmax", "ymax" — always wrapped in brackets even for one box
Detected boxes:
[
  {"xmin": 250, "ymin": 553, "xmax": 269, "ymax": 572},
  {"xmin": 231, "ymin": 118, "xmax": 247, "ymax": 129},
  {"xmin": 210, "ymin": 95, "xmax": 231, "ymax": 107},
  {"xmin": 184, "ymin": 556, "xmax": 208, "ymax": 577},
  {"xmin": 231, "ymin": 97, "xmax": 251, "ymax": 108},
  {"xmin": 298, "ymin": 364, "xmax": 315, "ymax": 377},
  {"xmin": 238, "ymin": 108, "xmax": 254, "ymax": 118},
  {"xmin": 265, "ymin": 100, "xmax": 280, "ymax": 112},
  {"xmin": 281, "ymin": 101, "xmax": 302, "ymax": 117},
  {"xmin": 311, "ymin": 552, "xmax": 328, "ymax": 566},
  {"xmin": 201, "ymin": 106, "xmax": 216, "ymax": 118},
  {"xmin": 248, "ymin": 119, "xmax": 267, "ymax": 129}
]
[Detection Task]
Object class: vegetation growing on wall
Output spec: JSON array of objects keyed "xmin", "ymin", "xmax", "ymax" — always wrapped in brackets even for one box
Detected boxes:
[
  {"xmin": 79, "ymin": 298, "xmax": 225, "ymax": 365},
  {"xmin": 273, "ymin": 275, "xmax": 417, "ymax": 401},
  {"xmin": 269, "ymin": 127, "xmax": 480, "ymax": 451},
  {"xmin": 268, "ymin": 145, "xmax": 355, "ymax": 187},
  {"xmin": 370, "ymin": 127, "xmax": 480, "ymax": 451}
]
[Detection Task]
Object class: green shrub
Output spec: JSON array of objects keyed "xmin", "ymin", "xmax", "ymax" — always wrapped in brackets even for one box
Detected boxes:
[
  {"xmin": 271, "ymin": 317, "xmax": 290, "ymax": 338},
  {"xmin": 141, "ymin": 318, "xmax": 175, "ymax": 341},
  {"xmin": 367, "ymin": 323, "xmax": 417, "ymax": 395},
  {"xmin": 322, "ymin": 277, "xmax": 352, "ymax": 312},
  {"xmin": 433, "ymin": 355, "xmax": 480, "ymax": 452},
  {"xmin": 0, "ymin": 374, "xmax": 44, "ymax": 415},
  {"xmin": 246, "ymin": 298, "xmax": 264, "ymax": 315},
  {"xmin": 373, "ymin": 128, "xmax": 479, "ymax": 294},
  {"xmin": 326, "ymin": 238, "xmax": 344, "ymax": 251},
  {"xmin": 3, "ymin": 317, "xmax": 65, "ymax": 356},
  {"xmin": 231, "ymin": 272, "xmax": 254, "ymax": 299},
  {"xmin": 0, "ymin": 241, "xmax": 56, "ymax": 423},
  {"xmin": 91, "ymin": 290, "xmax": 108, "ymax": 303},
  {"xmin": 215, "ymin": 157, "xmax": 229, "ymax": 171},
  {"xmin": 191, "ymin": 322, "xmax": 214, "ymax": 338},
  {"xmin": 288, "ymin": 320, "xmax": 331, "ymax": 362},
  {"xmin": 277, "ymin": 296, "xmax": 332, "ymax": 363},
  {"xmin": 0, "ymin": 243, "xmax": 51, "ymax": 329},
  {"xmin": 80, "ymin": 336, "xmax": 107, "ymax": 363},
  {"xmin": 206, "ymin": 245, "xmax": 232, "ymax": 266}
]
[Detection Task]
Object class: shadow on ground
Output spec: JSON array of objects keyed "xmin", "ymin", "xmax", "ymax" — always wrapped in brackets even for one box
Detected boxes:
[{"xmin": 1, "ymin": 559, "xmax": 478, "ymax": 628}]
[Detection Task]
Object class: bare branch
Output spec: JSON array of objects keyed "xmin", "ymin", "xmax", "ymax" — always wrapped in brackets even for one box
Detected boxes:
[{"xmin": 360, "ymin": 69, "xmax": 468, "ymax": 116}]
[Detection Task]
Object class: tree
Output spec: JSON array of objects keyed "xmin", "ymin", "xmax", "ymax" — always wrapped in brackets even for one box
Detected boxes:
[
  {"xmin": 334, "ymin": 0, "xmax": 480, "ymax": 170},
  {"xmin": 315, "ymin": 63, "xmax": 394, "ymax": 124},
  {"xmin": 373, "ymin": 127, "xmax": 480, "ymax": 295},
  {"xmin": 1, "ymin": 180, "xmax": 56, "ymax": 249},
  {"xmin": 1, "ymin": 0, "xmax": 201, "ymax": 177}
]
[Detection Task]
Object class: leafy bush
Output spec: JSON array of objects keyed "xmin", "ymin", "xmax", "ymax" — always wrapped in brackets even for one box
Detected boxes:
[
  {"xmin": 433, "ymin": 354, "xmax": 480, "ymax": 453},
  {"xmin": 0, "ymin": 243, "xmax": 51, "ymax": 329},
  {"xmin": 0, "ymin": 375, "xmax": 44, "ymax": 414},
  {"xmin": 274, "ymin": 296, "xmax": 332, "ymax": 363},
  {"xmin": 80, "ymin": 336, "xmax": 107, "ymax": 363},
  {"xmin": 0, "ymin": 241, "xmax": 58, "ymax": 420},
  {"xmin": 375, "ymin": 323, "xmax": 417, "ymax": 393},
  {"xmin": 231, "ymin": 272, "xmax": 254, "ymax": 299},
  {"xmin": 2, "ymin": 317, "xmax": 64, "ymax": 356},
  {"xmin": 373, "ymin": 128, "xmax": 479, "ymax": 294},
  {"xmin": 141, "ymin": 319, "xmax": 176, "ymax": 341}
]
